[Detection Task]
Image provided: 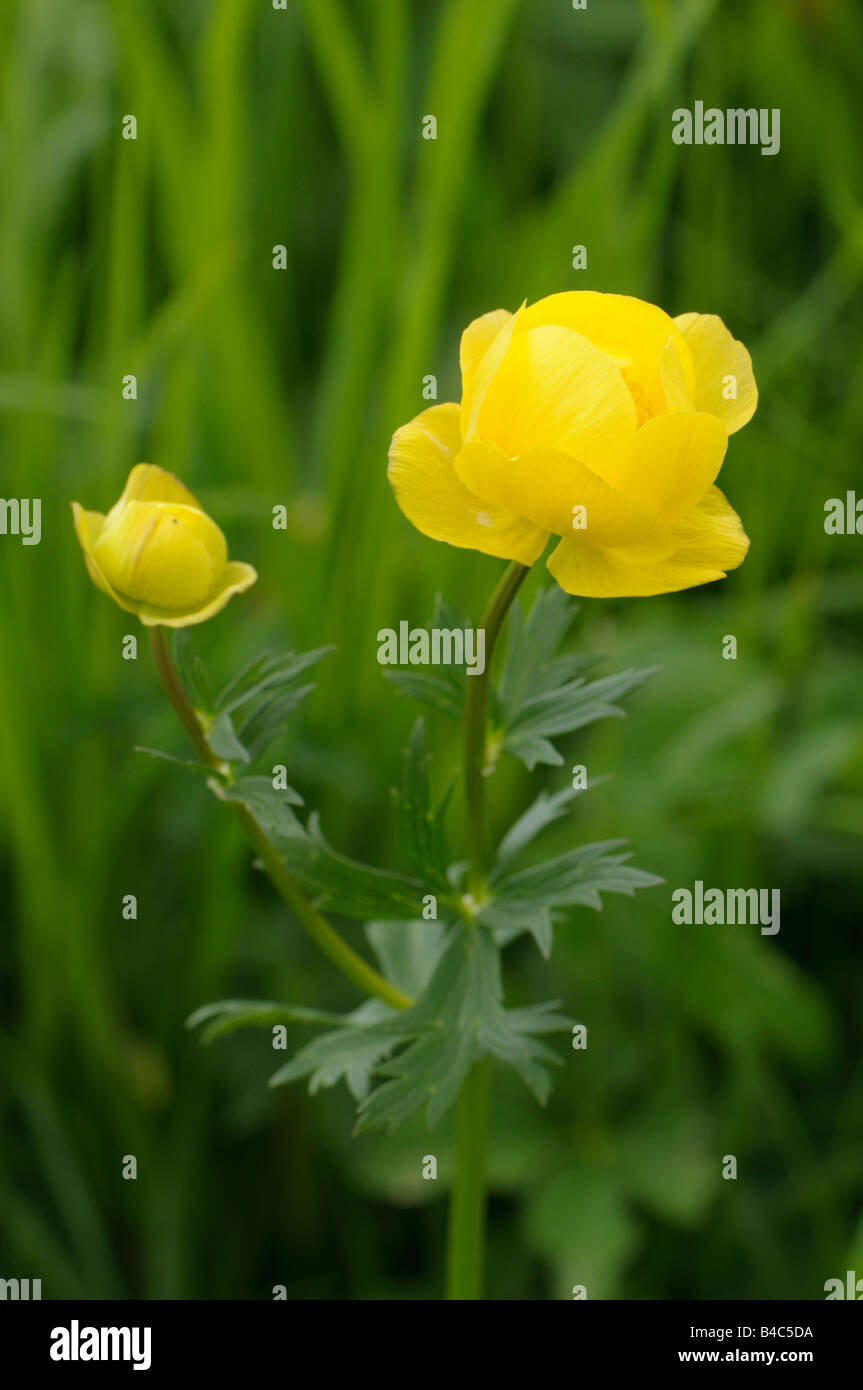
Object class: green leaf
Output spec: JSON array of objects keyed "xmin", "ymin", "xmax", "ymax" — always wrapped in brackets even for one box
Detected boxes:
[
  {"xmin": 499, "ymin": 733, "xmax": 564, "ymax": 771},
  {"xmin": 261, "ymin": 929, "xmax": 569, "ymax": 1122},
  {"xmin": 365, "ymin": 918, "xmax": 449, "ymax": 997},
  {"xmin": 186, "ymin": 999, "xmax": 348, "ymax": 1044},
  {"xmin": 487, "ymin": 904, "xmax": 556, "ymax": 958},
  {"xmin": 383, "ymin": 670, "xmax": 463, "ymax": 720},
  {"xmin": 215, "ymin": 647, "xmax": 333, "ymax": 717},
  {"xmin": 491, "ymin": 586, "xmax": 659, "ymax": 770},
  {"xmin": 269, "ymin": 1000, "xmax": 400, "ymax": 1101},
  {"xmin": 237, "ymin": 685, "xmax": 317, "ymax": 760},
  {"xmin": 215, "ymin": 776, "xmax": 304, "ymax": 839},
  {"xmin": 205, "ymin": 710, "xmax": 250, "ymax": 764},
  {"xmin": 501, "ymin": 665, "xmax": 659, "ymax": 770},
  {"xmin": 497, "ymin": 784, "xmax": 592, "ymax": 863},
  {"xmin": 355, "ymin": 930, "xmax": 571, "ymax": 1133},
  {"xmin": 480, "ymin": 841, "xmax": 663, "ymax": 950},
  {"xmin": 381, "ymin": 596, "xmax": 469, "ymax": 719},
  {"xmin": 213, "ymin": 647, "xmax": 332, "ymax": 760},
  {"xmin": 275, "ymin": 813, "xmax": 433, "ymax": 920},
  {"xmin": 133, "ymin": 746, "xmax": 214, "ymax": 777},
  {"xmin": 498, "ymin": 585, "xmax": 581, "ymax": 719},
  {"xmin": 487, "ymin": 840, "xmax": 663, "ymax": 912},
  {"xmin": 188, "ymin": 994, "xmax": 402, "ymax": 1101},
  {"xmin": 391, "ymin": 718, "xmax": 453, "ymax": 889},
  {"xmin": 172, "ymin": 629, "xmax": 213, "ymax": 715}
]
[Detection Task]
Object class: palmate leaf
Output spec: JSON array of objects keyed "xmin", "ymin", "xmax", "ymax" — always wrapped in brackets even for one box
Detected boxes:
[
  {"xmin": 483, "ymin": 902, "xmax": 557, "ymax": 958},
  {"xmin": 496, "ymin": 784, "xmax": 595, "ymax": 863},
  {"xmin": 134, "ymin": 746, "xmax": 214, "ymax": 777},
  {"xmin": 490, "ymin": 586, "xmax": 659, "ymax": 770},
  {"xmin": 488, "ymin": 838, "xmax": 663, "ymax": 906},
  {"xmin": 364, "ymin": 918, "xmax": 449, "ymax": 998},
  {"xmin": 215, "ymin": 776, "xmax": 305, "ymax": 838},
  {"xmin": 266, "ymin": 928, "xmax": 570, "ymax": 1127},
  {"xmin": 206, "ymin": 710, "xmax": 251, "ymax": 764},
  {"xmin": 210, "ymin": 646, "xmax": 333, "ymax": 762},
  {"xmin": 479, "ymin": 840, "xmax": 663, "ymax": 953},
  {"xmin": 274, "ymin": 812, "xmax": 435, "ymax": 921},
  {"xmin": 215, "ymin": 647, "xmax": 333, "ymax": 717},
  {"xmin": 269, "ymin": 999, "xmax": 400, "ymax": 1101},
  {"xmin": 383, "ymin": 670, "xmax": 464, "ymax": 720},
  {"xmin": 187, "ymin": 995, "xmax": 399, "ymax": 1100},
  {"xmin": 238, "ymin": 686, "xmax": 317, "ymax": 761},
  {"xmin": 496, "ymin": 586, "xmax": 582, "ymax": 720},
  {"xmin": 391, "ymin": 718, "xmax": 454, "ymax": 890},
  {"xmin": 186, "ymin": 999, "xmax": 350, "ymax": 1044},
  {"xmin": 264, "ymin": 922, "xmax": 447, "ymax": 1101},
  {"xmin": 354, "ymin": 929, "xmax": 571, "ymax": 1133},
  {"xmin": 505, "ymin": 666, "xmax": 659, "ymax": 745}
]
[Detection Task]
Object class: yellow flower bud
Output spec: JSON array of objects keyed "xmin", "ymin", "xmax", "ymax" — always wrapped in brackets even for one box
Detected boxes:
[
  {"xmin": 388, "ymin": 291, "xmax": 757, "ymax": 598},
  {"xmin": 72, "ymin": 464, "xmax": 257, "ymax": 627}
]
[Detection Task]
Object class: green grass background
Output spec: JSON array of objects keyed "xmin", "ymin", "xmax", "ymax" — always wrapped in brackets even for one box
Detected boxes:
[{"xmin": 0, "ymin": 0, "xmax": 861, "ymax": 1299}]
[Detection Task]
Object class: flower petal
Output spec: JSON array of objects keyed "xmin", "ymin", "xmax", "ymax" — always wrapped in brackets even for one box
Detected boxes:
[
  {"xmin": 388, "ymin": 402, "xmax": 548, "ymax": 565},
  {"xmin": 547, "ymin": 486, "xmax": 749, "ymax": 597},
  {"xmin": 673, "ymin": 313, "xmax": 758, "ymax": 434},
  {"xmin": 600, "ymin": 411, "xmax": 728, "ymax": 523},
  {"xmin": 520, "ymin": 291, "xmax": 696, "ymax": 416},
  {"xmin": 114, "ymin": 462, "xmax": 203, "ymax": 511},
  {"xmin": 666, "ymin": 484, "xmax": 750, "ymax": 569},
  {"xmin": 92, "ymin": 501, "xmax": 227, "ymax": 608},
  {"xmin": 138, "ymin": 561, "xmax": 258, "ymax": 628},
  {"xmin": 460, "ymin": 308, "xmax": 521, "ymax": 442},
  {"xmin": 467, "ymin": 323, "xmax": 638, "ymax": 473},
  {"xmin": 71, "ymin": 502, "xmax": 142, "ymax": 614},
  {"xmin": 459, "ymin": 308, "xmax": 513, "ymax": 404},
  {"xmin": 454, "ymin": 441, "xmax": 673, "ymax": 562},
  {"xmin": 659, "ymin": 335, "xmax": 694, "ymax": 413}
]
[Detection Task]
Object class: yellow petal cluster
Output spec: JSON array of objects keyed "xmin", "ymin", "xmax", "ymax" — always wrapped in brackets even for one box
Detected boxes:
[
  {"xmin": 72, "ymin": 464, "xmax": 257, "ymax": 627},
  {"xmin": 388, "ymin": 292, "xmax": 757, "ymax": 596}
]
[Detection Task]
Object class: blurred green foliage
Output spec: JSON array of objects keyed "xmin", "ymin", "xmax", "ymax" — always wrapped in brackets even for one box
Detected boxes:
[{"xmin": 0, "ymin": 0, "xmax": 862, "ymax": 1300}]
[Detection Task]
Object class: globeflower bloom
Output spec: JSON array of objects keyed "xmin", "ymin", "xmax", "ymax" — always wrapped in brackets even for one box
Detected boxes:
[
  {"xmin": 72, "ymin": 464, "xmax": 257, "ymax": 627},
  {"xmin": 388, "ymin": 291, "xmax": 757, "ymax": 596}
]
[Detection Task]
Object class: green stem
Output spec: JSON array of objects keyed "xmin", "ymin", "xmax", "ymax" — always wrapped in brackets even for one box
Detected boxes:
[
  {"xmin": 445, "ymin": 1056, "xmax": 492, "ymax": 1300},
  {"xmin": 447, "ymin": 559, "xmax": 529, "ymax": 1302},
  {"xmin": 148, "ymin": 627, "xmax": 411, "ymax": 1013},
  {"xmin": 463, "ymin": 560, "xmax": 529, "ymax": 897}
]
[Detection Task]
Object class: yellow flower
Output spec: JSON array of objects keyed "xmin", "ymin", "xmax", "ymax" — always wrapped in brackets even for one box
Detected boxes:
[
  {"xmin": 72, "ymin": 464, "xmax": 257, "ymax": 627},
  {"xmin": 388, "ymin": 292, "xmax": 757, "ymax": 596}
]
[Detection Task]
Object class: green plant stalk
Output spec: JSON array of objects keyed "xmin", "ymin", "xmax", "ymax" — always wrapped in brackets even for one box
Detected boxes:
[
  {"xmin": 447, "ymin": 559, "xmax": 529, "ymax": 1301},
  {"xmin": 463, "ymin": 561, "xmax": 530, "ymax": 898},
  {"xmin": 148, "ymin": 626, "xmax": 411, "ymax": 1013},
  {"xmin": 445, "ymin": 1054, "xmax": 492, "ymax": 1300}
]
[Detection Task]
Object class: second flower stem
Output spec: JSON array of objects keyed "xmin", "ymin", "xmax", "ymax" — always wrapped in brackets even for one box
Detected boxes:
[{"xmin": 148, "ymin": 627, "xmax": 411, "ymax": 1013}]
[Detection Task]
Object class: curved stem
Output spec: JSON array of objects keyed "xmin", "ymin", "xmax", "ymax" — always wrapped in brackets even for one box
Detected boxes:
[
  {"xmin": 448, "ymin": 559, "xmax": 529, "ymax": 1301},
  {"xmin": 231, "ymin": 800, "xmax": 412, "ymax": 1011},
  {"xmin": 149, "ymin": 626, "xmax": 219, "ymax": 770},
  {"xmin": 148, "ymin": 627, "xmax": 411, "ymax": 1013}
]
